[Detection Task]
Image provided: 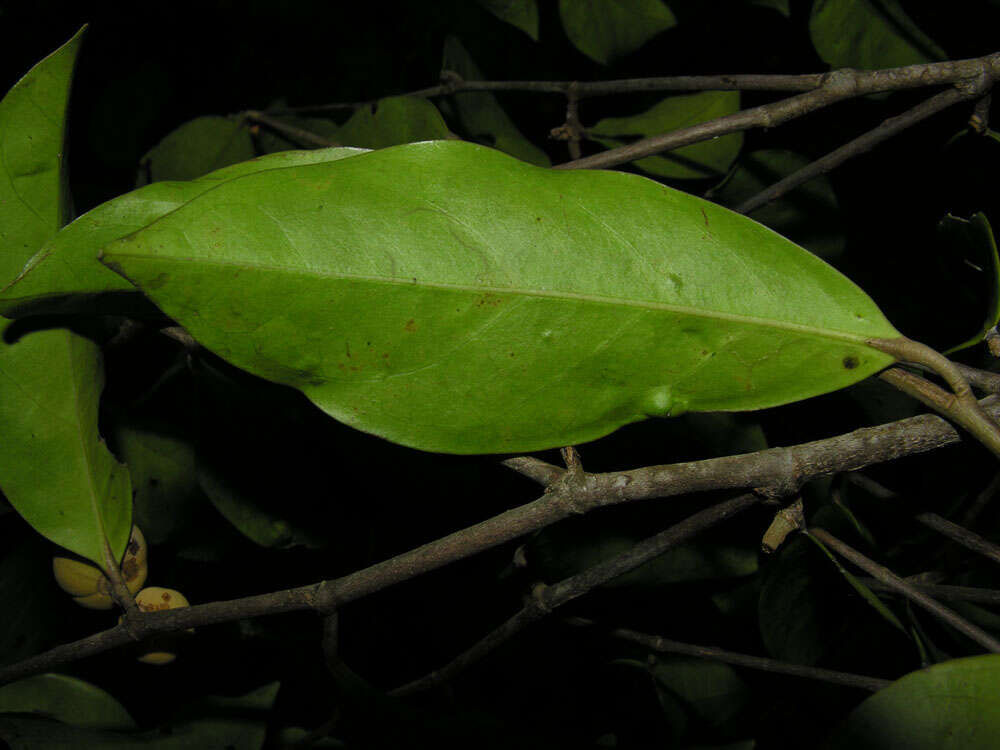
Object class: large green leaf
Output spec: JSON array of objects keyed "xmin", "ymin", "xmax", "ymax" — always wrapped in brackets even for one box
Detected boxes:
[
  {"xmin": 442, "ymin": 37, "xmax": 550, "ymax": 167},
  {"xmin": 810, "ymin": 0, "xmax": 945, "ymax": 71},
  {"xmin": 0, "ymin": 27, "xmax": 132, "ymax": 567},
  {"xmin": 0, "ymin": 146, "xmax": 367, "ymax": 316},
  {"xmin": 589, "ymin": 91, "xmax": 742, "ymax": 180},
  {"xmin": 558, "ymin": 0, "xmax": 677, "ymax": 64},
  {"xmin": 136, "ymin": 115, "xmax": 256, "ymax": 186},
  {"xmin": 827, "ymin": 655, "xmax": 1000, "ymax": 749},
  {"xmin": 100, "ymin": 140, "xmax": 900, "ymax": 454}
]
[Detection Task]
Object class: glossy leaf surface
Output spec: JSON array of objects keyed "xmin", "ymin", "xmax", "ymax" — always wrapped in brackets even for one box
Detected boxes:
[
  {"xmin": 102, "ymin": 140, "xmax": 900, "ymax": 454},
  {"xmin": 810, "ymin": 0, "xmax": 944, "ymax": 70},
  {"xmin": 558, "ymin": 0, "xmax": 676, "ymax": 64},
  {"xmin": 828, "ymin": 655, "xmax": 1000, "ymax": 749},
  {"xmin": 0, "ymin": 27, "xmax": 132, "ymax": 567},
  {"xmin": 0, "ymin": 146, "xmax": 366, "ymax": 315},
  {"xmin": 590, "ymin": 91, "xmax": 742, "ymax": 180}
]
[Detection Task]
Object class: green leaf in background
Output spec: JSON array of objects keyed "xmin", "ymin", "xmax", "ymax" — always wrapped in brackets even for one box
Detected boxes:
[
  {"xmin": 0, "ymin": 682, "xmax": 278, "ymax": 749},
  {"xmin": 0, "ymin": 146, "xmax": 366, "ymax": 316},
  {"xmin": 476, "ymin": 0, "xmax": 539, "ymax": 40},
  {"xmin": 747, "ymin": 0, "xmax": 789, "ymax": 16},
  {"xmin": 589, "ymin": 91, "xmax": 742, "ymax": 180},
  {"xmin": 197, "ymin": 462, "xmax": 322, "ymax": 549},
  {"xmin": 826, "ymin": 655, "xmax": 1000, "ymax": 749},
  {"xmin": 529, "ymin": 515, "xmax": 758, "ymax": 587},
  {"xmin": 113, "ymin": 423, "xmax": 202, "ymax": 545},
  {"xmin": 0, "ymin": 27, "xmax": 132, "ymax": 568},
  {"xmin": 558, "ymin": 0, "xmax": 676, "ymax": 64},
  {"xmin": 805, "ymin": 532, "xmax": 907, "ymax": 634},
  {"xmin": 331, "ymin": 96, "xmax": 453, "ymax": 149},
  {"xmin": 442, "ymin": 37, "xmax": 550, "ymax": 166},
  {"xmin": 101, "ymin": 140, "xmax": 900, "ymax": 454},
  {"xmin": 651, "ymin": 657, "xmax": 749, "ymax": 727},
  {"xmin": 809, "ymin": 0, "xmax": 945, "ymax": 71},
  {"xmin": 136, "ymin": 115, "xmax": 256, "ymax": 186},
  {"xmin": 938, "ymin": 213, "xmax": 1000, "ymax": 355},
  {"xmin": 710, "ymin": 149, "xmax": 845, "ymax": 261},
  {"xmin": 0, "ymin": 674, "xmax": 136, "ymax": 731}
]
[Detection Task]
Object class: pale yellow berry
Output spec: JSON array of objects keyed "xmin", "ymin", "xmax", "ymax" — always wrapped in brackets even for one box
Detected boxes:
[
  {"xmin": 52, "ymin": 526, "xmax": 148, "ymax": 609},
  {"xmin": 131, "ymin": 586, "xmax": 193, "ymax": 665}
]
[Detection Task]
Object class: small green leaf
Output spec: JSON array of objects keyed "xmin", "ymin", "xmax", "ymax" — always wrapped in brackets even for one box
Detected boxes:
[
  {"xmin": 0, "ymin": 674, "xmax": 136, "ymax": 731},
  {"xmin": 331, "ymin": 96, "xmax": 453, "ymax": 149},
  {"xmin": 710, "ymin": 149, "xmax": 844, "ymax": 260},
  {"xmin": 101, "ymin": 140, "xmax": 899, "ymax": 454},
  {"xmin": 939, "ymin": 213, "xmax": 1000, "ymax": 355},
  {"xmin": 810, "ymin": 0, "xmax": 945, "ymax": 71},
  {"xmin": 0, "ymin": 27, "xmax": 132, "ymax": 568},
  {"xmin": 827, "ymin": 655, "xmax": 1000, "ymax": 749},
  {"xmin": 590, "ymin": 91, "xmax": 742, "ymax": 180},
  {"xmin": 558, "ymin": 0, "xmax": 677, "ymax": 64},
  {"xmin": 442, "ymin": 37, "xmax": 550, "ymax": 166},
  {"xmin": 0, "ymin": 147, "xmax": 366, "ymax": 316},
  {"xmin": 136, "ymin": 115, "xmax": 256, "ymax": 185},
  {"xmin": 476, "ymin": 0, "xmax": 539, "ymax": 40}
]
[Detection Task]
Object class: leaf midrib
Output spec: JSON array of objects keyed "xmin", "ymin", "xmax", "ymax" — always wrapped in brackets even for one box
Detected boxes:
[{"xmin": 104, "ymin": 251, "xmax": 887, "ymax": 344}]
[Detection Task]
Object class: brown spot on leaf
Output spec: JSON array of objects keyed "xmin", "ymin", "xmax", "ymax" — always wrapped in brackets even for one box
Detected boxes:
[
  {"xmin": 843, "ymin": 355, "xmax": 860, "ymax": 370},
  {"xmin": 404, "ymin": 318, "xmax": 417, "ymax": 332}
]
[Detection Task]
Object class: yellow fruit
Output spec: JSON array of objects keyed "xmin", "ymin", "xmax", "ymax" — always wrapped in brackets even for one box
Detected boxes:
[
  {"xmin": 131, "ymin": 586, "xmax": 193, "ymax": 665},
  {"xmin": 52, "ymin": 526, "xmax": 148, "ymax": 610}
]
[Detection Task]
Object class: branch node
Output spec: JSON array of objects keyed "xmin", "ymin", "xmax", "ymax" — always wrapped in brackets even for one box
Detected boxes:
[{"xmin": 820, "ymin": 67, "xmax": 860, "ymax": 99}]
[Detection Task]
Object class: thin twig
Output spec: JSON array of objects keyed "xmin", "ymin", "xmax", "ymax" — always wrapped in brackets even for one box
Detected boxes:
[
  {"xmin": 243, "ymin": 110, "xmax": 338, "ymax": 148},
  {"xmin": 862, "ymin": 579, "xmax": 1000, "ymax": 606},
  {"xmin": 267, "ymin": 55, "xmax": 1000, "ymax": 115},
  {"xmin": 559, "ymin": 60, "xmax": 999, "ymax": 171},
  {"xmin": 877, "ymin": 362, "xmax": 1000, "ymax": 458},
  {"xmin": 846, "ymin": 472, "xmax": 1000, "ymax": 566},
  {"xmin": 808, "ymin": 528, "xmax": 1000, "ymax": 653},
  {"xmin": 7, "ymin": 395, "xmax": 1000, "ymax": 686},
  {"xmin": 960, "ymin": 469, "xmax": 1000, "ymax": 527},
  {"xmin": 389, "ymin": 494, "xmax": 761, "ymax": 696},
  {"xmin": 586, "ymin": 622, "xmax": 891, "ymax": 692},
  {"xmin": 736, "ymin": 87, "xmax": 970, "ymax": 214}
]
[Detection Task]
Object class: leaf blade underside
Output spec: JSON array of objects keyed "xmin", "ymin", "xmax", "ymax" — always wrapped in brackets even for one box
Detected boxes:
[{"xmin": 101, "ymin": 140, "xmax": 899, "ymax": 454}]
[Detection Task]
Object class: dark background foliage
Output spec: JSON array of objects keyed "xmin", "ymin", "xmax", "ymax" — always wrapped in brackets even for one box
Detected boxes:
[{"xmin": 1, "ymin": 1, "xmax": 1000, "ymax": 747}]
